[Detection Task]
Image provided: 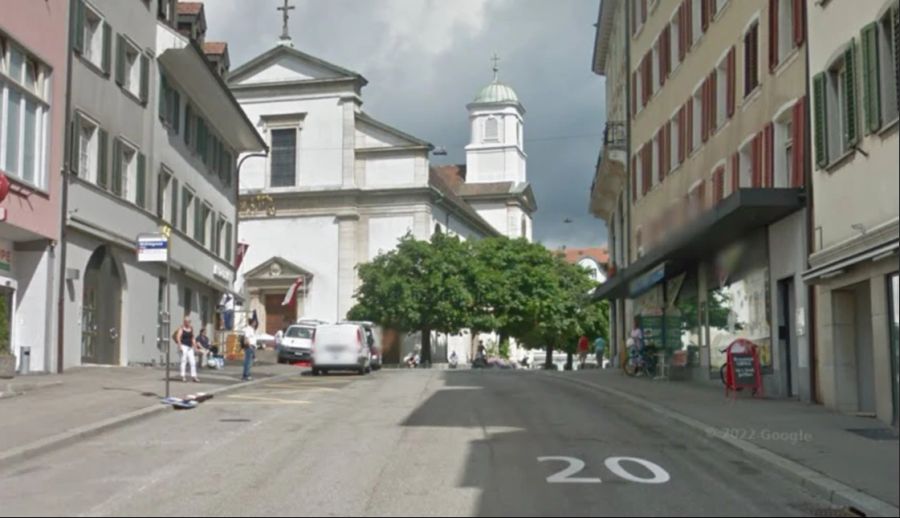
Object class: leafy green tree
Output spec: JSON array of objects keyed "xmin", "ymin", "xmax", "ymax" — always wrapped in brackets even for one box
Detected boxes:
[{"xmin": 348, "ymin": 231, "xmax": 474, "ymax": 366}]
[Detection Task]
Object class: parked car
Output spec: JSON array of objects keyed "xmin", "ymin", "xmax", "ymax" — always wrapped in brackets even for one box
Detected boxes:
[
  {"xmin": 311, "ymin": 324, "xmax": 371, "ymax": 375},
  {"xmin": 341, "ymin": 320, "xmax": 382, "ymax": 370},
  {"xmin": 277, "ymin": 323, "xmax": 316, "ymax": 364}
]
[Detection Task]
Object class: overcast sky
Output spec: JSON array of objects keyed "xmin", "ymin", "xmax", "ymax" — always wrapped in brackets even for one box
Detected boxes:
[{"xmin": 206, "ymin": 0, "xmax": 608, "ymax": 249}]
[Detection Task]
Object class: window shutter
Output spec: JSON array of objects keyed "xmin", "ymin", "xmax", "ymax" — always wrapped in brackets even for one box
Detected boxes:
[
  {"xmin": 686, "ymin": 97, "xmax": 694, "ymax": 154},
  {"xmin": 665, "ymin": 120, "xmax": 672, "ymax": 174},
  {"xmin": 764, "ymin": 123, "xmax": 775, "ymax": 187},
  {"xmin": 136, "ymin": 153, "xmax": 146, "ymax": 209},
  {"xmin": 861, "ymin": 23, "xmax": 881, "ymax": 134},
  {"xmin": 632, "ymin": 156, "xmax": 638, "ymax": 202},
  {"xmin": 73, "ymin": 0, "xmax": 85, "ymax": 54},
  {"xmin": 70, "ymin": 116, "xmax": 81, "ymax": 176},
  {"xmin": 139, "ymin": 54, "xmax": 149, "ymax": 104},
  {"xmin": 751, "ymin": 132, "xmax": 763, "ymax": 187},
  {"xmin": 731, "ymin": 152, "xmax": 740, "ymax": 192},
  {"xmin": 678, "ymin": 105, "xmax": 687, "ymax": 164},
  {"xmin": 643, "ymin": 145, "xmax": 651, "ymax": 196},
  {"xmin": 194, "ymin": 201, "xmax": 202, "ymax": 242},
  {"xmin": 632, "ymin": 72, "xmax": 638, "ymax": 115},
  {"xmin": 769, "ymin": 0, "xmax": 779, "ymax": 73},
  {"xmin": 111, "ymin": 139, "xmax": 121, "ymax": 195},
  {"xmin": 685, "ymin": 0, "xmax": 694, "ymax": 49},
  {"xmin": 701, "ymin": 0, "xmax": 710, "ymax": 32},
  {"xmin": 791, "ymin": 97, "xmax": 806, "ymax": 187},
  {"xmin": 657, "ymin": 128, "xmax": 665, "ymax": 182},
  {"xmin": 173, "ymin": 91, "xmax": 181, "ymax": 133},
  {"xmin": 812, "ymin": 73, "xmax": 829, "ymax": 168},
  {"xmin": 171, "ymin": 178, "xmax": 179, "ymax": 227},
  {"xmin": 115, "ymin": 34, "xmax": 125, "ymax": 86},
  {"xmin": 727, "ymin": 46, "xmax": 736, "ymax": 117},
  {"xmin": 158, "ymin": 75, "xmax": 167, "ymax": 121},
  {"xmin": 101, "ymin": 22, "xmax": 111, "ymax": 75},
  {"xmin": 97, "ymin": 128, "xmax": 108, "ymax": 187},
  {"xmin": 641, "ymin": 0, "xmax": 647, "ymax": 24},
  {"xmin": 844, "ymin": 39, "xmax": 860, "ymax": 148},
  {"xmin": 793, "ymin": 0, "xmax": 806, "ymax": 46},
  {"xmin": 710, "ymin": 70, "xmax": 717, "ymax": 129},
  {"xmin": 678, "ymin": 4, "xmax": 687, "ymax": 61},
  {"xmin": 701, "ymin": 78, "xmax": 710, "ymax": 143},
  {"xmin": 184, "ymin": 105, "xmax": 192, "ymax": 146}
]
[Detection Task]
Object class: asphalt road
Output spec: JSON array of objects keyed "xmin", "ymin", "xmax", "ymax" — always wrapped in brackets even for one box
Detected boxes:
[{"xmin": 0, "ymin": 369, "xmax": 842, "ymax": 517}]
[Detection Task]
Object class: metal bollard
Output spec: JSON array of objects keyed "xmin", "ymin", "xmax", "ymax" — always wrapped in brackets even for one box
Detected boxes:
[{"xmin": 19, "ymin": 347, "xmax": 31, "ymax": 375}]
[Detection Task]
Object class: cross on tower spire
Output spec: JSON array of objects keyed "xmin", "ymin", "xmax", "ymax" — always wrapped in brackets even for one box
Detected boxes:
[
  {"xmin": 491, "ymin": 53, "xmax": 501, "ymax": 82},
  {"xmin": 277, "ymin": 0, "xmax": 295, "ymax": 46}
]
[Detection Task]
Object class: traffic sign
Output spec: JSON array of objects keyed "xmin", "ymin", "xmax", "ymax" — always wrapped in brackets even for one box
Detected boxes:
[{"xmin": 137, "ymin": 233, "xmax": 169, "ymax": 263}]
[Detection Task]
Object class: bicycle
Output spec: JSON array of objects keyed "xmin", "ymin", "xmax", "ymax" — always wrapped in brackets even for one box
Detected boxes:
[{"xmin": 624, "ymin": 345, "xmax": 657, "ymax": 377}]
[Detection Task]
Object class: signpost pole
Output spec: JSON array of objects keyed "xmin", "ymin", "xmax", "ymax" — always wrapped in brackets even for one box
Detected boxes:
[
  {"xmin": 138, "ymin": 231, "xmax": 172, "ymax": 399},
  {"xmin": 165, "ymin": 251, "xmax": 171, "ymax": 399}
]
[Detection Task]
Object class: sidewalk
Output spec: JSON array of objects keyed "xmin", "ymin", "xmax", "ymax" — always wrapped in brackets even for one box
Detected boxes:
[
  {"xmin": 0, "ymin": 353, "xmax": 300, "ymax": 460},
  {"xmin": 559, "ymin": 369, "xmax": 899, "ymax": 513}
]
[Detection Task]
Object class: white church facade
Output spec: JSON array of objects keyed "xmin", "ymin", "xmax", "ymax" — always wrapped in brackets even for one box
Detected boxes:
[{"xmin": 229, "ymin": 35, "xmax": 536, "ymax": 362}]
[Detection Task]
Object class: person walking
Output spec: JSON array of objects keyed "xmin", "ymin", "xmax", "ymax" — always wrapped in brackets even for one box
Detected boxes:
[
  {"xmin": 577, "ymin": 335, "xmax": 590, "ymax": 369},
  {"xmin": 594, "ymin": 335, "xmax": 607, "ymax": 368},
  {"xmin": 241, "ymin": 318, "xmax": 258, "ymax": 381},
  {"xmin": 175, "ymin": 316, "xmax": 199, "ymax": 383}
]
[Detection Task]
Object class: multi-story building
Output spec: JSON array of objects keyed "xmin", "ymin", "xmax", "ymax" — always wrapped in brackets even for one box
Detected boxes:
[
  {"xmin": 804, "ymin": 0, "xmax": 899, "ymax": 425},
  {"xmin": 0, "ymin": 0, "xmax": 69, "ymax": 373},
  {"xmin": 590, "ymin": 0, "xmax": 631, "ymax": 364},
  {"xmin": 60, "ymin": 0, "xmax": 263, "ymax": 368},
  {"xmin": 593, "ymin": 0, "xmax": 812, "ymax": 400}
]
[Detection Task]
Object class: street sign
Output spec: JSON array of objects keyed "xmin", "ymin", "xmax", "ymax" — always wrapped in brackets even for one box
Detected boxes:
[{"xmin": 137, "ymin": 234, "xmax": 169, "ymax": 263}]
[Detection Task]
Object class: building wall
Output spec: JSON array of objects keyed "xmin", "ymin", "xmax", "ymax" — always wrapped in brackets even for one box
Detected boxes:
[
  {"xmin": 469, "ymin": 201, "xmax": 509, "ymax": 237},
  {"xmin": 630, "ymin": 0, "xmax": 807, "ymax": 257},
  {"xmin": 807, "ymin": 0, "xmax": 899, "ymax": 254}
]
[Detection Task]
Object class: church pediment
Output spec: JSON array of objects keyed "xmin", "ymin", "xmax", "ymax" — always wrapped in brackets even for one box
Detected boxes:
[
  {"xmin": 355, "ymin": 113, "xmax": 432, "ymax": 150},
  {"xmin": 244, "ymin": 256, "xmax": 314, "ymax": 283},
  {"xmin": 228, "ymin": 46, "xmax": 366, "ymax": 87}
]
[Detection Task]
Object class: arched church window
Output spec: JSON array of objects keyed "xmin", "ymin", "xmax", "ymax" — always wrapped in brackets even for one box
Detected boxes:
[{"xmin": 484, "ymin": 117, "xmax": 499, "ymax": 142}]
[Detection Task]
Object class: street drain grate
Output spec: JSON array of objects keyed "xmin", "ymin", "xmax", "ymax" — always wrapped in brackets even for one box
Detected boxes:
[
  {"xmin": 846, "ymin": 428, "xmax": 899, "ymax": 441},
  {"xmin": 219, "ymin": 419, "xmax": 251, "ymax": 423},
  {"xmin": 789, "ymin": 504, "xmax": 865, "ymax": 517}
]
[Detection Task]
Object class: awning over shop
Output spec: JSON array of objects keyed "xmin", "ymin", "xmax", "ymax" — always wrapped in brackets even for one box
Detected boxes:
[
  {"xmin": 593, "ymin": 188, "xmax": 805, "ymax": 300},
  {"xmin": 803, "ymin": 241, "xmax": 899, "ymax": 283}
]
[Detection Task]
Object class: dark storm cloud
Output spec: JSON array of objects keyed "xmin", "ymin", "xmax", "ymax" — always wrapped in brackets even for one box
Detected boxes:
[{"xmin": 206, "ymin": 0, "xmax": 608, "ymax": 249}]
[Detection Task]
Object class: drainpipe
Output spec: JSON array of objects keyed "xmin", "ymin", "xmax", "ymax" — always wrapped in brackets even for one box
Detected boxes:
[
  {"xmin": 56, "ymin": 0, "xmax": 77, "ymax": 374},
  {"xmin": 802, "ymin": 10, "xmax": 818, "ymax": 404}
]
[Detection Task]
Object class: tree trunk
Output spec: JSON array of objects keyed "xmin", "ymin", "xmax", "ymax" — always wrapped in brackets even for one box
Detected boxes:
[
  {"xmin": 565, "ymin": 351, "xmax": 574, "ymax": 371},
  {"xmin": 544, "ymin": 343, "xmax": 554, "ymax": 370},
  {"xmin": 420, "ymin": 329, "xmax": 432, "ymax": 368}
]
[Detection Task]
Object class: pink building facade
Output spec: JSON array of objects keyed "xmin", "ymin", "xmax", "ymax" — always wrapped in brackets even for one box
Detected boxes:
[{"xmin": 0, "ymin": 0, "xmax": 69, "ymax": 372}]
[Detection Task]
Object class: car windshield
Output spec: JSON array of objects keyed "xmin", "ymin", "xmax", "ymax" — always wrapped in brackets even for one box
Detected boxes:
[{"xmin": 286, "ymin": 326, "xmax": 314, "ymax": 339}]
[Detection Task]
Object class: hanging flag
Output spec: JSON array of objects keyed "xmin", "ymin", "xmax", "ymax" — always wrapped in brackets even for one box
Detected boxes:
[
  {"xmin": 235, "ymin": 242, "xmax": 250, "ymax": 269},
  {"xmin": 282, "ymin": 277, "xmax": 305, "ymax": 306}
]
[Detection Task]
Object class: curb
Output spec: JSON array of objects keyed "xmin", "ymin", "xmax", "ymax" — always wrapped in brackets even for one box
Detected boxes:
[
  {"xmin": 544, "ymin": 372, "xmax": 900, "ymax": 518},
  {"xmin": 1, "ymin": 380, "xmax": 64, "ymax": 400},
  {"xmin": 0, "ymin": 371, "xmax": 302, "ymax": 469}
]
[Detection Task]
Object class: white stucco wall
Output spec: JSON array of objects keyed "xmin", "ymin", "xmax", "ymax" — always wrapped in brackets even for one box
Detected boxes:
[
  {"xmin": 238, "ymin": 96, "xmax": 346, "ymax": 190},
  {"xmin": 368, "ymin": 215, "xmax": 415, "ymax": 260},
  {"xmin": 236, "ymin": 55, "xmax": 342, "ymax": 85},
  {"xmin": 469, "ymin": 201, "xmax": 509, "ymax": 237},
  {"xmin": 12, "ymin": 249, "xmax": 55, "ymax": 373},
  {"xmin": 363, "ymin": 156, "xmax": 416, "ymax": 187},
  {"xmin": 238, "ymin": 216, "xmax": 340, "ymax": 322}
]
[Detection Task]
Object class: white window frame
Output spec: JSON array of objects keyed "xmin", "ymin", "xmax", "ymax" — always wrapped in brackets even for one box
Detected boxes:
[
  {"xmin": 82, "ymin": 2, "xmax": 104, "ymax": 69},
  {"xmin": 215, "ymin": 214, "xmax": 227, "ymax": 258},
  {"xmin": 774, "ymin": 102, "xmax": 795, "ymax": 188},
  {"xmin": 652, "ymin": 132, "xmax": 661, "ymax": 187},
  {"xmin": 826, "ymin": 55, "xmax": 849, "ymax": 159},
  {"xmin": 118, "ymin": 139, "xmax": 138, "ymax": 204},
  {"xmin": 634, "ymin": 67, "xmax": 644, "ymax": 115},
  {"xmin": 78, "ymin": 114, "xmax": 99, "ymax": 183},
  {"xmin": 121, "ymin": 37, "xmax": 141, "ymax": 98},
  {"xmin": 739, "ymin": 136, "xmax": 754, "ymax": 188},
  {"xmin": 670, "ymin": 10, "xmax": 681, "ymax": 72},
  {"xmin": 266, "ymin": 122, "xmax": 300, "ymax": 188},
  {"xmin": 484, "ymin": 116, "xmax": 500, "ymax": 142},
  {"xmin": 692, "ymin": 0, "xmax": 703, "ymax": 46},
  {"xmin": 777, "ymin": 0, "xmax": 797, "ymax": 67},
  {"xmin": 157, "ymin": 165, "xmax": 173, "ymax": 221},
  {"xmin": 181, "ymin": 186, "xmax": 195, "ymax": 237},
  {"xmin": 0, "ymin": 40, "xmax": 50, "ymax": 190},
  {"xmin": 716, "ymin": 51, "xmax": 729, "ymax": 129},
  {"xmin": 652, "ymin": 42, "xmax": 660, "ymax": 95}
]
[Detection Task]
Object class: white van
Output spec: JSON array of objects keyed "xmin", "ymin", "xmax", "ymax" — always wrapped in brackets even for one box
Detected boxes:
[{"xmin": 311, "ymin": 324, "xmax": 371, "ymax": 375}]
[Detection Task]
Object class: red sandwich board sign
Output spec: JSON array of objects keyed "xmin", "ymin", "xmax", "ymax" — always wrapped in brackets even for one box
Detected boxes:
[{"xmin": 723, "ymin": 339, "xmax": 763, "ymax": 398}]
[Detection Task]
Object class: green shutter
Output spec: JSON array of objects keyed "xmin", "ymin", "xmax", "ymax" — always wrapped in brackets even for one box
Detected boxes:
[
  {"xmin": 101, "ymin": 22, "xmax": 111, "ymax": 75},
  {"xmin": 194, "ymin": 202, "xmax": 202, "ymax": 241},
  {"xmin": 70, "ymin": 116, "xmax": 81, "ymax": 176},
  {"xmin": 73, "ymin": 0, "xmax": 85, "ymax": 54},
  {"xmin": 225, "ymin": 223, "xmax": 233, "ymax": 263},
  {"xmin": 97, "ymin": 128, "xmax": 108, "ymax": 187},
  {"xmin": 844, "ymin": 39, "xmax": 860, "ymax": 148},
  {"xmin": 136, "ymin": 153, "xmax": 146, "ymax": 208},
  {"xmin": 115, "ymin": 34, "xmax": 125, "ymax": 86},
  {"xmin": 139, "ymin": 54, "xmax": 149, "ymax": 104},
  {"xmin": 861, "ymin": 23, "xmax": 881, "ymax": 133},
  {"xmin": 171, "ymin": 178, "xmax": 179, "ymax": 227},
  {"xmin": 813, "ymin": 73, "xmax": 829, "ymax": 168},
  {"xmin": 158, "ymin": 75, "xmax": 167, "ymax": 121},
  {"xmin": 184, "ymin": 105, "xmax": 192, "ymax": 146},
  {"xmin": 111, "ymin": 139, "xmax": 121, "ymax": 194},
  {"xmin": 173, "ymin": 91, "xmax": 181, "ymax": 133}
]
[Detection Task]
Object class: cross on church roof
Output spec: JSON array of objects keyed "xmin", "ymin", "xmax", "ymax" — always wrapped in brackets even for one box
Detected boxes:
[
  {"xmin": 491, "ymin": 53, "xmax": 500, "ymax": 81},
  {"xmin": 277, "ymin": 0, "xmax": 295, "ymax": 45}
]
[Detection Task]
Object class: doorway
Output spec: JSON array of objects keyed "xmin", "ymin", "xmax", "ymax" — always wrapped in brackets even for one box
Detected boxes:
[
  {"xmin": 81, "ymin": 246, "xmax": 122, "ymax": 365},
  {"xmin": 264, "ymin": 293, "xmax": 296, "ymax": 336},
  {"xmin": 778, "ymin": 278, "xmax": 796, "ymax": 397}
]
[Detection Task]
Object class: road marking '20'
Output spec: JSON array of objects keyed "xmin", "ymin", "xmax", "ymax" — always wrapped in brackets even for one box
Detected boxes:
[{"xmin": 537, "ymin": 456, "xmax": 670, "ymax": 485}]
